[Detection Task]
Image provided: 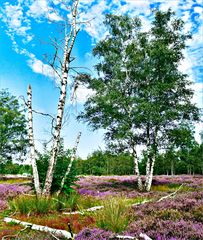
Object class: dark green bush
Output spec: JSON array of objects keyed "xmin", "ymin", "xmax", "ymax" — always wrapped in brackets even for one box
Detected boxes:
[{"xmin": 37, "ymin": 146, "xmax": 78, "ymax": 195}]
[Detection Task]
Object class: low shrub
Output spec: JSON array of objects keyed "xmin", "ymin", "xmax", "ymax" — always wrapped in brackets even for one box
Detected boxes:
[
  {"xmin": 155, "ymin": 209, "xmax": 182, "ymax": 220},
  {"xmin": 75, "ymin": 228, "xmax": 112, "ymax": 240},
  {"xmin": 192, "ymin": 205, "xmax": 203, "ymax": 222}
]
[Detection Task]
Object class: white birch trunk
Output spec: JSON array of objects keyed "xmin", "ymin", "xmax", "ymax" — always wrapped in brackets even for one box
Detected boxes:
[
  {"xmin": 145, "ymin": 128, "xmax": 151, "ymax": 190},
  {"xmin": 133, "ymin": 148, "xmax": 143, "ymax": 191},
  {"xmin": 145, "ymin": 130, "xmax": 157, "ymax": 192},
  {"xmin": 145, "ymin": 154, "xmax": 156, "ymax": 192},
  {"xmin": 27, "ymin": 85, "xmax": 41, "ymax": 196},
  {"xmin": 56, "ymin": 132, "xmax": 81, "ymax": 196},
  {"xmin": 43, "ymin": 0, "xmax": 79, "ymax": 196}
]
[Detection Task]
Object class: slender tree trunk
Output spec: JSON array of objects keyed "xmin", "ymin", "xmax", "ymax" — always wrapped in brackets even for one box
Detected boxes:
[
  {"xmin": 145, "ymin": 125, "xmax": 151, "ymax": 189},
  {"xmin": 43, "ymin": 0, "xmax": 79, "ymax": 196},
  {"xmin": 171, "ymin": 159, "xmax": 174, "ymax": 176},
  {"xmin": 27, "ymin": 85, "xmax": 41, "ymax": 196},
  {"xmin": 145, "ymin": 154, "xmax": 156, "ymax": 191},
  {"xmin": 57, "ymin": 132, "xmax": 81, "ymax": 196},
  {"xmin": 145, "ymin": 128, "xmax": 157, "ymax": 192},
  {"xmin": 133, "ymin": 148, "xmax": 143, "ymax": 191}
]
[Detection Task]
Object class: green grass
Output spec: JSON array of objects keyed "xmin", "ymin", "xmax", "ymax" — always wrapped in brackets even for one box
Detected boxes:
[
  {"xmin": 151, "ymin": 183, "xmax": 190, "ymax": 192},
  {"xmin": 94, "ymin": 197, "xmax": 131, "ymax": 233}
]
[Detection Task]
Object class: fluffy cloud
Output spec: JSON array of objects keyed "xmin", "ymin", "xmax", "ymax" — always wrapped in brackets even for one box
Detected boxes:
[
  {"xmin": 27, "ymin": 0, "xmax": 62, "ymax": 21},
  {"xmin": 27, "ymin": 55, "xmax": 58, "ymax": 81},
  {"xmin": 74, "ymin": 85, "xmax": 95, "ymax": 104},
  {"xmin": 0, "ymin": 3, "xmax": 32, "ymax": 42}
]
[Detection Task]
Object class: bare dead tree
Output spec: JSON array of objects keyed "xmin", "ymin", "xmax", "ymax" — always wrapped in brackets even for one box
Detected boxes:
[
  {"xmin": 27, "ymin": 85, "xmax": 41, "ymax": 196},
  {"xmin": 42, "ymin": 0, "xmax": 80, "ymax": 195},
  {"xmin": 26, "ymin": 0, "xmax": 81, "ymax": 196}
]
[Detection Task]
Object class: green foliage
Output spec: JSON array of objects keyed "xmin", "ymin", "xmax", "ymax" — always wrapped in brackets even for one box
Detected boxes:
[
  {"xmin": 0, "ymin": 161, "xmax": 32, "ymax": 174},
  {"xmin": 9, "ymin": 196, "xmax": 53, "ymax": 215},
  {"xmin": 94, "ymin": 197, "xmax": 130, "ymax": 233},
  {"xmin": 77, "ymin": 150, "xmax": 134, "ymax": 175},
  {"xmin": 9, "ymin": 193, "xmax": 102, "ymax": 215},
  {"xmin": 9, "ymin": 196, "xmax": 32, "ymax": 215},
  {"xmin": 37, "ymin": 141, "xmax": 78, "ymax": 195},
  {"xmin": 77, "ymin": 10, "xmax": 200, "ymax": 183},
  {"xmin": 0, "ymin": 89, "xmax": 28, "ymax": 163}
]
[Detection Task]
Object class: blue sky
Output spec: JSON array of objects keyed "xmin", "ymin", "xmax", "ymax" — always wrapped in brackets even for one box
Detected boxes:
[{"xmin": 0, "ymin": 0, "xmax": 202, "ymax": 158}]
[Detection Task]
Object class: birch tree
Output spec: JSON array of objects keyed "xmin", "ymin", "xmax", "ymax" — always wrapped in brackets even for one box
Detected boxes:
[
  {"xmin": 27, "ymin": 0, "xmax": 81, "ymax": 196},
  {"xmin": 77, "ymin": 11, "xmax": 199, "ymax": 191},
  {"xmin": 42, "ymin": 0, "xmax": 79, "ymax": 195},
  {"xmin": 27, "ymin": 85, "xmax": 41, "ymax": 196}
]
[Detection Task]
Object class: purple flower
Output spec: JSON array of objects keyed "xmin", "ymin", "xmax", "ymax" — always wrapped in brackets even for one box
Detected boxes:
[{"xmin": 75, "ymin": 228, "xmax": 112, "ymax": 240}]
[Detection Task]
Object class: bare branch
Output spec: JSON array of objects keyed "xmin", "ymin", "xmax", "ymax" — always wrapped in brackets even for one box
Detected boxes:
[{"xmin": 32, "ymin": 109, "xmax": 55, "ymax": 120}]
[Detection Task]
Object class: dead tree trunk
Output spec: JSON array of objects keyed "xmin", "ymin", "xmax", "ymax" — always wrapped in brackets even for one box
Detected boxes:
[
  {"xmin": 43, "ymin": 0, "xmax": 79, "ymax": 196},
  {"xmin": 57, "ymin": 132, "xmax": 81, "ymax": 196},
  {"xmin": 27, "ymin": 85, "xmax": 41, "ymax": 196}
]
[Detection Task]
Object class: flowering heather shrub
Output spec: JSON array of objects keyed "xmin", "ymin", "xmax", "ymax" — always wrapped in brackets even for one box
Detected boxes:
[
  {"xmin": 75, "ymin": 228, "xmax": 112, "ymax": 240},
  {"xmin": 126, "ymin": 219, "xmax": 203, "ymax": 240},
  {"xmin": 0, "ymin": 184, "xmax": 30, "ymax": 199},
  {"xmin": 76, "ymin": 175, "xmax": 203, "ymax": 198},
  {"xmin": 0, "ymin": 184, "xmax": 30, "ymax": 211},
  {"xmin": 126, "ymin": 188, "xmax": 203, "ymax": 239}
]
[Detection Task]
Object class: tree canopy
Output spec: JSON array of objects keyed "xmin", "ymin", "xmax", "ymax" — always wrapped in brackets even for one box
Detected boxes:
[
  {"xmin": 77, "ymin": 10, "xmax": 200, "ymax": 191},
  {"xmin": 0, "ymin": 89, "xmax": 28, "ymax": 163}
]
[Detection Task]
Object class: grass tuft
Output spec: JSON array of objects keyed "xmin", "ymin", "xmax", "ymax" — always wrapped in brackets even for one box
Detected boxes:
[{"xmin": 94, "ymin": 197, "xmax": 130, "ymax": 233}]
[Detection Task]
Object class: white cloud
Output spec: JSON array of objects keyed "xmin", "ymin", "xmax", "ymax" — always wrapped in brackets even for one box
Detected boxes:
[
  {"xmin": 74, "ymin": 85, "xmax": 95, "ymax": 104},
  {"xmin": 27, "ymin": 55, "xmax": 58, "ymax": 81},
  {"xmin": 191, "ymin": 82, "xmax": 203, "ymax": 109},
  {"xmin": 28, "ymin": 0, "xmax": 62, "ymax": 21},
  {"xmin": 77, "ymin": 1, "xmax": 109, "ymax": 41},
  {"xmin": 1, "ymin": 3, "xmax": 32, "ymax": 41}
]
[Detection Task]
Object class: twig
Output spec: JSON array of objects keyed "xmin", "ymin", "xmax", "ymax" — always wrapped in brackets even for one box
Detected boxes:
[
  {"xmin": 32, "ymin": 109, "xmax": 55, "ymax": 120},
  {"xmin": 68, "ymin": 223, "xmax": 74, "ymax": 239},
  {"xmin": 2, "ymin": 225, "xmax": 29, "ymax": 240}
]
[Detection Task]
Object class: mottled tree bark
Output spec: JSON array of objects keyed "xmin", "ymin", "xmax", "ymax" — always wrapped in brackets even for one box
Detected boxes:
[
  {"xmin": 145, "ymin": 125, "xmax": 151, "ymax": 190},
  {"xmin": 42, "ymin": 0, "xmax": 79, "ymax": 195},
  {"xmin": 27, "ymin": 85, "xmax": 41, "ymax": 196},
  {"xmin": 145, "ymin": 129, "xmax": 157, "ymax": 192},
  {"xmin": 133, "ymin": 147, "xmax": 143, "ymax": 191}
]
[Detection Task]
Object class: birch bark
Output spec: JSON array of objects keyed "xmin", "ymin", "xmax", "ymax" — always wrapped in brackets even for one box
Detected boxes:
[
  {"xmin": 145, "ymin": 129, "xmax": 157, "ymax": 192},
  {"xmin": 43, "ymin": 0, "xmax": 79, "ymax": 195},
  {"xmin": 133, "ymin": 147, "xmax": 143, "ymax": 191},
  {"xmin": 145, "ymin": 126, "xmax": 151, "ymax": 189},
  {"xmin": 27, "ymin": 85, "xmax": 41, "ymax": 196}
]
